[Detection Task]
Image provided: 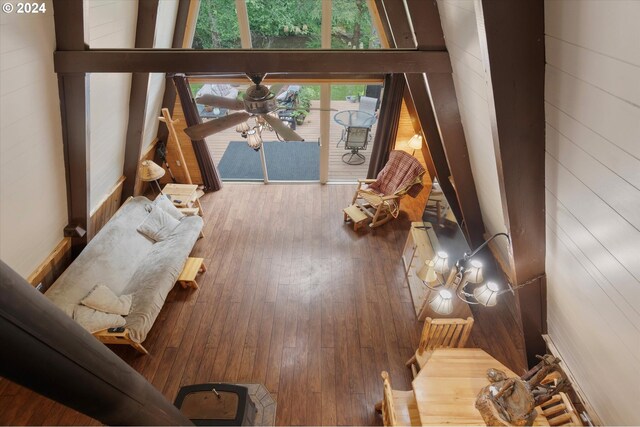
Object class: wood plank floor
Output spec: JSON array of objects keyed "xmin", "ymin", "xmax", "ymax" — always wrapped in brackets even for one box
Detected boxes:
[{"xmin": 0, "ymin": 183, "xmax": 527, "ymax": 425}]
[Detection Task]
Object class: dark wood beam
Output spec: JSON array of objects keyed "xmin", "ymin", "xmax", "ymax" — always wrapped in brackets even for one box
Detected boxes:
[
  {"xmin": 405, "ymin": 0, "xmax": 446, "ymax": 49},
  {"xmin": 475, "ymin": 0, "xmax": 546, "ymax": 366},
  {"xmin": 422, "ymin": 72, "xmax": 485, "ymax": 247},
  {"xmin": 53, "ymin": 0, "xmax": 90, "ymax": 254},
  {"xmin": 53, "ymin": 49, "xmax": 451, "ymax": 74},
  {"xmin": 0, "ymin": 261, "xmax": 192, "ymax": 425},
  {"xmin": 156, "ymin": 0, "xmax": 192, "ymax": 152},
  {"xmin": 122, "ymin": 0, "xmax": 160, "ymax": 200},
  {"xmin": 404, "ymin": 73, "xmax": 463, "ymax": 224},
  {"xmin": 380, "ymin": 0, "xmax": 485, "ymax": 246}
]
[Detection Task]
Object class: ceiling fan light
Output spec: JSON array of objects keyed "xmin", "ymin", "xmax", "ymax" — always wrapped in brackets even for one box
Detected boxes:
[
  {"xmin": 235, "ymin": 121, "xmax": 250, "ymax": 133},
  {"xmin": 429, "ymin": 289, "xmax": 454, "ymax": 315},
  {"xmin": 246, "ymin": 129, "xmax": 262, "ymax": 150}
]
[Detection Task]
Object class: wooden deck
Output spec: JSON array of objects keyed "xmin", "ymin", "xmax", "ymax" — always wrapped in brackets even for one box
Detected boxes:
[
  {"xmin": 205, "ymin": 100, "xmax": 379, "ymax": 182},
  {"xmin": 0, "ymin": 183, "xmax": 528, "ymax": 426}
]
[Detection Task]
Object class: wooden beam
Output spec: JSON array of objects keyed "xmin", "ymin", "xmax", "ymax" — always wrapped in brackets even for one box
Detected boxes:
[
  {"xmin": 156, "ymin": 0, "xmax": 192, "ymax": 163},
  {"xmin": 122, "ymin": 0, "xmax": 160, "ymax": 200},
  {"xmin": 404, "ymin": 73, "xmax": 463, "ymax": 225},
  {"xmin": 404, "ymin": 0, "xmax": 446, "ymax": 49},
  {"xmin": 383, "ymin": 0, "xmax": 485, "ymax": 247},
  {"xmin": 475, "ymin": 0, "xmax": 546, "ymax": 366},
  {"xmin": 53, "ymin": 0, "xmax": 90, "ymax": 254},
  {"xmin": 378, "ymin": 0, "xmax": 484, "ymax": 245},
  {"xmin": 422, "ymin": 72, "xmax": 485, "ymax": 246},
  {"xmin": 0, "ymin": 261, "xmax": 192, "ymax": 425},
  {"xmin": 53, "ymin": 49, "xmax": 451, "ymax": 74},
  {"xmin": 235, "ymin": 0, "xmax": 252, "ymax": 48},
  {"xmin": 186, "ymin": 73, "xmax": 385, "ymax": 83}
]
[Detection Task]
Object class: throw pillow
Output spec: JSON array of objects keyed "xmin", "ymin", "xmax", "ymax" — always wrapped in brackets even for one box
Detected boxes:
[
  {"xmin": 137, "ymin": 206, "xmax": 180, "ymax": 242},
  {"xmin": 154, "ymin": 194, "xmax": 185, "ymax": 221},
  {"xmin": 73, "ymin": 305, "xmax": 126, "ymax": 334},
  {"xmin": 81, "ymin": 284, "xmax": 132, "ymax": 316}
]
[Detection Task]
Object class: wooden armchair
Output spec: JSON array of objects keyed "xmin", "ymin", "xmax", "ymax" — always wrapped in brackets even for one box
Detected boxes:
[
  {"xmin": 375, "ymin": 371, "xmax": 420, "ymax": 426},
  {"xmin": 538, "ymin": 392, "xmax": 582, "ymax": 426},
  {"xmin": 406, "ymin": 317, "xmax": 474, "ymax": 376},
  {"xmin": 343, "ymin": 150, "xmax": 426, "ymax": 230}
]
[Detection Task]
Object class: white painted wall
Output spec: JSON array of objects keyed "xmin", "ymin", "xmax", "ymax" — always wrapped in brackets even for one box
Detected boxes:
[
  {"xmin": 87, "ymin": 0, "xmax": 137, "ymax": 210},
  {"xmin": 544, "ymin": 1, "xmax": 640, "ymax": 424},
  {"xmin": 0, "ymin": 0, "xmax": 69, "ymax": 277},
  {"xmin": 436, "ymin": 0, "xmax": 509, "ymax": 260},
  {"xmin": 142, "ymin": 0, "xmax": 179, "ymax": 153}
]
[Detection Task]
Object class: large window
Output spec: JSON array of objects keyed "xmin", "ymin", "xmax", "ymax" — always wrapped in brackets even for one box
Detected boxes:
[{"xmin": 192, "ymin": 0, "xmax": 383, "ymax": 49}]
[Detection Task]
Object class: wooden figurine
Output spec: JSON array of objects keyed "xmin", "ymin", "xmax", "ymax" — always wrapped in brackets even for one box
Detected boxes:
[{"xmin": 475, "ymin": 354, "xmax": 569, "ymax": 426}]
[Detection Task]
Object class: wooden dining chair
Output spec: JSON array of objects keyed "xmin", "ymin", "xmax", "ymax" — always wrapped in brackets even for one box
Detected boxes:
[
  {"xmin": 375, "ymin": 371, "xmax": 420, "ymax": 426},
  {"xmin": 538, "ymin": 392, "xmax": 582, "ymax": 426},
  {"xmin": 406, "ymin": 317, "xmax": 474, "ymax": 376}
]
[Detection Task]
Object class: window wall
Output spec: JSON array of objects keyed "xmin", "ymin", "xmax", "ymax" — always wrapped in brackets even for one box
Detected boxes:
[{"xmin": 192, "ymin": 0, "xmax": 382, "ymax": 50}]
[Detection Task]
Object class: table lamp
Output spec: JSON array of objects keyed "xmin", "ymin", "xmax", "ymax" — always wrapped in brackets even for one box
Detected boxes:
[
  {"xmin": 139, "ymin": 160, "xmax": 166, "ymax": 194},
  {"xmin": 407, "ymin": 134, "xmax": 423, "ymax": 155}
]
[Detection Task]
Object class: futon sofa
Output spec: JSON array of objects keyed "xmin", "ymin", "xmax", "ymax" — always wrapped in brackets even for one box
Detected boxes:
[{"xmin": 45, "ymin": 196, "xmax": 203, "ymax": 354}]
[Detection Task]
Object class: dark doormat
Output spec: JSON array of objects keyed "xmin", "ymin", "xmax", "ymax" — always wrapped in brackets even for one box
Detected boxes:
[{"xmin": 217, "ymin": 141, "xmax": 320, "ymax": 181}]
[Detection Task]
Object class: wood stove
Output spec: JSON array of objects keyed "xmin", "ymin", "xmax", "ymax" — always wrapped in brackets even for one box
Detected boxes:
[{"xmin": 174, "ymin": 383, "xmax": 257, "ymax": 426}]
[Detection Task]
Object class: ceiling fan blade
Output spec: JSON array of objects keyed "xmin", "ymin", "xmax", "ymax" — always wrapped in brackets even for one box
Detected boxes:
[
  {"xmin": 195, "ymin": 94, "xmax": 245, "ymax": 110},
  {"xmin": 184, "ymin": 112, "xmax": 251, "ymax": 140},
  {"xmin": 262, "ymin": 114, "xmax": 305, "ymax": 142}
]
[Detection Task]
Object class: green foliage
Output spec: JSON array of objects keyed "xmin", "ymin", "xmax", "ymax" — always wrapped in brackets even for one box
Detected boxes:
[
  {"xmin": 192, "ymin": 0, "xmax": 379, "ymax": 50},
  {"xmin": 330, "ymin": 84, "xmax": 365, "ymax": 101},
  {"xmin": 193, "ymin": 0, "xmax": 241, "ymax": 49}
]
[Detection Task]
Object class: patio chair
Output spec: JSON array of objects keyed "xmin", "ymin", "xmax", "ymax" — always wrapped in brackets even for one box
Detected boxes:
[{"xmin": 343, "ymin": 150, "xmax": 426, "ymax": 230}]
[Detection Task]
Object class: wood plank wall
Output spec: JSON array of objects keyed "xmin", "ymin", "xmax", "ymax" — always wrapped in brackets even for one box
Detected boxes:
[
  {"xmin": 26, "ymin": 238, "xmax": 72, "ymax": 290},
  {"xmin": 89, "ymin": 176, "xmax": 125, "ymax": 239},
  {"xmin": 160, "ymin": 97, "xmax": 204, "ymax": 185},
  {"xmin": 543, "ymin": 1, "xmax": 640, "ymax": 425}
]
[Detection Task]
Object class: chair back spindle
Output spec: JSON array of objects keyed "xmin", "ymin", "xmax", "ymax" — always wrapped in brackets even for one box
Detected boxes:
[{"xmin": 418, "ymin": 317, "xmax": 474, "ymax": 356}]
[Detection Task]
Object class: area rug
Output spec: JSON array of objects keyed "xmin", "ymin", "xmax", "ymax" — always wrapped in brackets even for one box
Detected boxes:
[
  {"xmin": 217, "ymin": 141, "xmax": 320, "ymax": 181},
  {"xmin": 239, "ymin": 383, "xmax": 276, "ymax": 426}
]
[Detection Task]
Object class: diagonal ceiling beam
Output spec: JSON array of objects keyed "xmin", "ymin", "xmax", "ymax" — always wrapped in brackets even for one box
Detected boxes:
[
  {"xmin": 380, "ymin": 0, "xmax": 485, "ymax": 247},
  {"xmin": 474, "ymin": 0, "xmax": 547, "ymax": 366},
  {"xmin": 122, "ymin": 0, "xmax": 160, "ymax": 200},
  {"xmin": 53, "ymin": 49, "xmax": 451, "ymax": 74}
]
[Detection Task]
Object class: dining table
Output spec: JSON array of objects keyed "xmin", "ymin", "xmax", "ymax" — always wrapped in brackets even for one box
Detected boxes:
[{"xmin": 411, "ymin": 348, "xmax": 549, "ymax": 426}]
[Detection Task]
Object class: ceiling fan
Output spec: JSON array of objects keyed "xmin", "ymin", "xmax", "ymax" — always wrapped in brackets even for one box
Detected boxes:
[{"xmin": 184, "ymin": 74, "xmax": 316, "ymax": 147}]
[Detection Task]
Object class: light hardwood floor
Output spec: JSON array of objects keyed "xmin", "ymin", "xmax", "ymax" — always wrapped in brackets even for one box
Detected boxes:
[{"xmin": 0, "ymin": 183, "xmax": 527, "ymax": 425}]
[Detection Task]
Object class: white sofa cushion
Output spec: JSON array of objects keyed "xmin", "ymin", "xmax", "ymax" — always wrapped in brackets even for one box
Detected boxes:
[
  {"xmin": 74, "ymin": 305, "xmax": 125, "ymax": 334},
  {"xmin": 81, "ymin": 284, "xmax": 132, "ymax": 315},
  {"xmin": 154, "ymin": 194, "xmax": 185, "ymax": 221},
  {"xmin": 137, "ymin": 206, "xmax": 180, "ymax": 242}
]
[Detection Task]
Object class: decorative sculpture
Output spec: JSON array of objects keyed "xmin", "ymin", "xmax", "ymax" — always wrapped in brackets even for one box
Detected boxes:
[{"xmin": 475, "ymin": 354, "xmax": 569, "ymax": 426}]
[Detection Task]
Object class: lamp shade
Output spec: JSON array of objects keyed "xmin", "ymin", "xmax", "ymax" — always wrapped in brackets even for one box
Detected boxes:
[
  {"xmin": 429, "ymin": 289, "xmax": 454, "ymax": 315},
  {"xmin": 473, "ymin": 281, "xmax": 499, "ymax": 307},
  {"xmin": 246, "ymin": 129, "xmax": 262, "ymax": 150},
  {"xmin": 417, "ymin": 260, "xmax": 438, "ymax": 283},
  {"xmin": 139, "ymin": 160, "xmax": 165, "ymax": 182},
  {"xmin": 465, "ymin": 259, "xmax": 483, "ymax": 284},
  {"xmin": 236, "ymin": 121, "xmax": 250, "ymax": 133},
  {"xmin": 430, "ymin": 251, "xmax": 449, "ymax": 275},
  {"xmin": 407, "ymin": 134, "xmax": 423, "ymax": 150}
]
